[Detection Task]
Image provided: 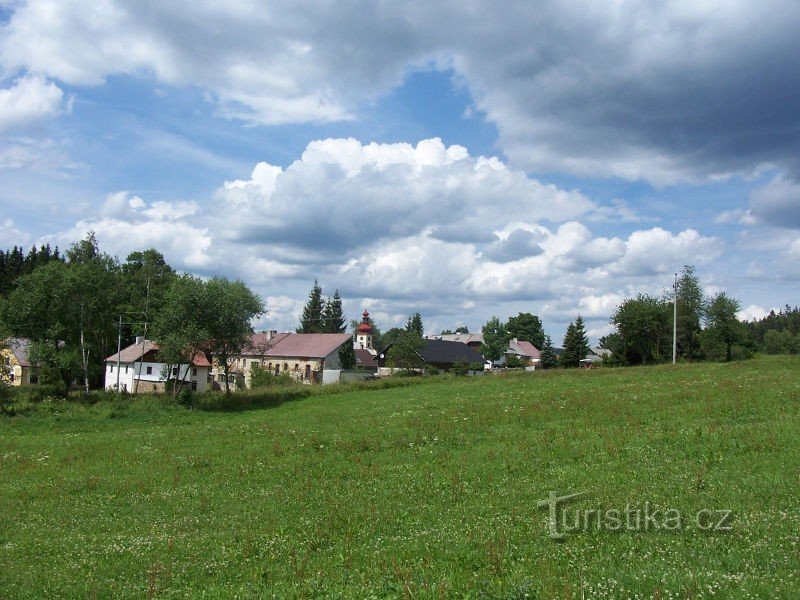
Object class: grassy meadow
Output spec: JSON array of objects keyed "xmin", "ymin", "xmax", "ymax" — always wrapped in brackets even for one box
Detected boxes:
[{"xmin": 1, "ymin": 356, "xmax": 799, "ymax": 598}]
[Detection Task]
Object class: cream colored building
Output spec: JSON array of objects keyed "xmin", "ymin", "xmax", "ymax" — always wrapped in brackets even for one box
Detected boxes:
[{"xmin": 1, "ymin": 338, "xmax": 38, "ymax": 386}]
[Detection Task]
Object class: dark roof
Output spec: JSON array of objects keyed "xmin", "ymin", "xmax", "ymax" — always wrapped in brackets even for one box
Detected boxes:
[
  {"xmin": 421, "ymin": 339, "xmax": 484, "ymax": 365},
  {"xmin": 354, "ymin": 349, "xmax": 378, "ymax": 368}
]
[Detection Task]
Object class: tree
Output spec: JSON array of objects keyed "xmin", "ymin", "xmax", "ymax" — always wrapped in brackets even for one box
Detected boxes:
[
  {"xmin": 152, "ymin": 275, "xmax": 212, "ymax": 400},
  {"xmin": 455, "ymin": 325, "xmax": 470, "ymax": 334},
  {"xmin": 703, "ymin": 292, "xmax": 749, "ymax": 362},
  {"xmin": 671, "ymin": 265, "xmax": 706, "ymax": 360},
  {"xmin": 59, "ymin": 234, "xmax": 126, "ymax": 392},
  {"xmin": 298, "ymin": 280, "xmax": 325, "ymax": 333},
  {"xmin": 338, "ymin": 341, "xmax": 356, "ymax": 370},
  {"xmin": 121, "ymin": 249, "xmax": 176, "ymax": 340},
  {"xmin": 0, "ymin": 234, "xmax": 123, "ymax": 394},
  {"xmin": 481, "ymin": 316, "xmax": 509, "ymax": 364},
  {"xmin": 561, "ymin": 316, "xmax": 589, "ymax": 368},
  {"xmin": 322, "ymin": 289, "xmax": 346, "ymax": 333},
  {"xmin": 380, "ymin": 327, "xmax": 404, "ymax": 349},
  {"xmin": 386, "ymin": 330, "xmax": 425, "ymax": 371},
  {"xmin": 0, "ymin": 261, "xmax": 82, "ymax": 394},
  {"xmin": 763, "ymin": 329, "xmax": 798, "ymax": 354},
  {"xmin": 203, "ymin": 277, "xmax": 265, "ymax": 394},
  {"xmin": 611, "ymin": 294, "xmax": 670, "ymax": 365},
  {"xmin": 406, "ymin": 312, "xmax": 424, "ymax": 337},
  {"xmin": 539, "ymin": 334, "xmax": 559, "ymax": 369},
  {"xmin": 506, "ymin": 312, "xmax": 545, "ymax": 349}
]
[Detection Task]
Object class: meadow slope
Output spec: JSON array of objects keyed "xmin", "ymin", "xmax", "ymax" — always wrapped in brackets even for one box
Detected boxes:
[{"xmin": 1, "ymin": 357, "xmax": 799, "ymax": 598}]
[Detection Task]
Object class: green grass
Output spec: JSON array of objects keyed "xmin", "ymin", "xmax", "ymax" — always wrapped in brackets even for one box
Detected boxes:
[{"xmin": 1, "ymin": 357, "xmax": 799, "ymax": 598}]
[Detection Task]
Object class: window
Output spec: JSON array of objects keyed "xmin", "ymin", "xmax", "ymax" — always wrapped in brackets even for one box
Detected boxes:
[
  {"xmin": 110, "ymin": 365, "xmax": 114, "ymax": 373},
  {"xmin": 146, "ymin": 366, "xmax": 152, "ymax": 375},
  {"xmin": 294, "ymin": 363, "xmax": 299, "ymax": 370},
  {"xmin": 172, "ymin": 367, "xmax": 178, "ymax": 376},
  {"xmin": 192, "ymin": 368, "xmax": 197, "ymax": 376},
  {"xmin": 283, "ymin": 363, "xmax": 288, "ymax": 371},
  {"xmin": 124, "ymin": 365, "xmax": 129, "ymax": 374}
]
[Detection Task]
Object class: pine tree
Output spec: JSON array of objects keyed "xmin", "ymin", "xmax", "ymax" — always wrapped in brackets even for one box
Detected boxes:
[
  {"xmin": 405, "ymin": 312, "xmax": 424, "ymax": 337},
  {"xmin": 322, "ymin": 289, "xmax": 346, "ymax": 333},
  {"xmin": 298, "ymin": 280, "xmax": 325, "ymax": 333},
  {"xmin": 561, "ymin": 316, "xmax": 589, "ymax": 368},
  {"xmin": 539, "ymin": 334, "xmax": 559, "ymax": 369}
]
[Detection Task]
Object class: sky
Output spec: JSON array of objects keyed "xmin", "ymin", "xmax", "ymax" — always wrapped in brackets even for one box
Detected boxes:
[{"xmin": 1, "ymin": 1, "xmax": 799, "ymax": 343}]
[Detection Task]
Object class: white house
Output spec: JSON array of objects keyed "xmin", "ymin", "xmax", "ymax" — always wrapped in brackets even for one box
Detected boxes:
[{"xmin": 104, "ymin": 338, "xmax": 211, "ymax": 393}]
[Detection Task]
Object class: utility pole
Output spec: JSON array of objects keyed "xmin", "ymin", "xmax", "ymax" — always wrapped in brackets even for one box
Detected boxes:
[
  {"xmin": 672, "ymin": 272, "xmax": 678, "ymax": 365},
  {"xmin": 116, "ymin": 314, "xmax": 122, "ymax": 392}
]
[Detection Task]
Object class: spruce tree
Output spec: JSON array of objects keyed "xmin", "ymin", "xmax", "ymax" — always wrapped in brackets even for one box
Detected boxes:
[
  {"xmin": 322, "ymin": 289, "xmax": 346, "ymax": 333},
  {"xmin": 561, "ymin": 316, "xmax": 589, "ymax": 368},
  {"xmin": 406, "ymin": 312, "xmax": 424, "ymax": 337},
  {"xmin": 298, "ymin": 280, "xmax": 325, "ymax": 333},
  {"xmin": 539, "ymin": 334, "xmax": 559, "ymax": 369}
]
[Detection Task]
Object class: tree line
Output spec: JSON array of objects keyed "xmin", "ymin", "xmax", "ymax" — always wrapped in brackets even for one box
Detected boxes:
[
  {"xmin": 0, "ymin": 233, "xmax": 264, "ymax": 396},
  {"xmin": 602, "ymin": 266, "xmax": 755, "ymax": 365}
]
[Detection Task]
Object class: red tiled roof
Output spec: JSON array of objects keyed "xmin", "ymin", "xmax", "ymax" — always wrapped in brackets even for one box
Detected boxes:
[
  {"xmin": 265, "ymin": 333, "xmax": 353, "ymax": 359},
  {"xmin": 514, "ymin": 340, "xmax": 541, "ymax": 359},
  {"xmin": 244, "ymin": 332, "xmax": 291, "ymax": 354}
]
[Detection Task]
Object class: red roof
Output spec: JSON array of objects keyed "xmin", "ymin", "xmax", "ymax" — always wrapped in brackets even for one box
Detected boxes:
[
  {"xmin": 515, "ymin": 340, "xmax": 541, "ymax": 359},
  {"xmin": 265, "ymin": 333, "xmax": 353, "ymax": 359},
  {"xmin": 357, "ymin": 322, "xmax": 373, "ymax": 333}
]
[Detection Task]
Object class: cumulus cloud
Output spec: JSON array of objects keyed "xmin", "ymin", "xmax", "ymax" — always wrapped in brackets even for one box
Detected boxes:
[
  {"xmin": 215, "ymin": 138, "xmax": 597, "ymax": 254},
  {"xmin": 3, "ymin": 2, "xmax": 799, "ymax": 182},
  {"xmin": 0, "ymin": 74, "xmax": 66, "ymax": 132},
  {"xmin": 43, "ymin": 138, "xmax": 724, "ymax": 339}
]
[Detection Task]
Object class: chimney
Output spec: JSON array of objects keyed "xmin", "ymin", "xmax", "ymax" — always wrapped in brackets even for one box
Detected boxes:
[{"xmin": 135, "ymin": 336, "xmax": 146, "ymax": 345}]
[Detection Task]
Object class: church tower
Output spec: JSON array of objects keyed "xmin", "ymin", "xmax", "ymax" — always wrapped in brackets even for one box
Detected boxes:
[{"xmin": 356, "ymin": 309, "xmax": 374, "ymax": 350}]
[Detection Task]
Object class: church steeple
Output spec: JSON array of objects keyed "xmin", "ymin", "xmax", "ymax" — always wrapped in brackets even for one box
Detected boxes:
[{"xmin": 356, "ymin": 309, "xmax": 374, "ymax": 350}]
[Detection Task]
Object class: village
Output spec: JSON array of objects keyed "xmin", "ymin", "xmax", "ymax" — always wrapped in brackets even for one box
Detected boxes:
[{"xmin": 87, "ymin": 307, "xmax": 612, "ymax": 394}]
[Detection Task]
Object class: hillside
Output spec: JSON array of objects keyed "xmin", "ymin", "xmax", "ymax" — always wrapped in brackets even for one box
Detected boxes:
[{"xmin": 1, "ymin": 357, "xmax": 799, "ymax": 598}]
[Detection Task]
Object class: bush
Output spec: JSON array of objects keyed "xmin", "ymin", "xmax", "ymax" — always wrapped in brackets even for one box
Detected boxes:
[{"xmin": 250, "ymin": 364, "xmax": 296, "ymax": 388}]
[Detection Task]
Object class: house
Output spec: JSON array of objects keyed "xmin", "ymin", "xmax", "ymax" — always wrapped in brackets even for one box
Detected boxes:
[
  {"xmin": 104, "ymin": 338, "xmax": 212, "ymax": 393},
  {"xmin": 1, "ymin": 338, "xmax": 38, "ymax": 386},
  {"xmin": 216, "ymin": 332, "xmax": 354, "ymax": 387},
  {"xmin": 505, "ymin": 338, "xmax": 541, "ymax": 367},
  {"xmin": 581, "ymin": 347, "xmax": 612, "ymax": 367},
  {"xmin": 376, "ymin": 338, "xmax": 484, "ymax": 372},
  {"xmin": 212, "ymin": 330, "xmax": 291, "ymax": 389},
  {"xmin": 261, "ymin": 333, "xmax": 353, "ymax": 384},
  {"xmin": 426, "ymin": 332, "xmax": 484, "ymax": 352},
  {"xmin": 354, "ymin": 348, "xmax": 379, "ymax": 373}
]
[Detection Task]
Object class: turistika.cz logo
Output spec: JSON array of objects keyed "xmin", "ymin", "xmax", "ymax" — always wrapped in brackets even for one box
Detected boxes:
[{"xmin": 537, "ymin": 491, "xmax": 734, "ymax": 540}]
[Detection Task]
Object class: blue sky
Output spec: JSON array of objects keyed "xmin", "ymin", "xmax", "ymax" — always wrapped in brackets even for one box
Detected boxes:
[{"xmin": 1, "ymin": 1, "xmax": 799, "ymax": 343}]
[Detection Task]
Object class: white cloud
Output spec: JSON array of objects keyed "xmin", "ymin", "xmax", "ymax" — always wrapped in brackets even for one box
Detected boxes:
[
  {"xmin": 4, "ymin": 2, "xmax": 798, "ymax": 183},
  {"xmin": 737, "ymin": 304, "xmax": 777, "ymax": 322},
  {"xmin": 0, "ymin": 74, "xmax": 65, "ymax": 132},
  {"xmin": 215, "ymin": 138, "xmax": 597, "ymax": 253},
  {"xmin": 0, "ymin": 218, "xmax": 30, "ymax": 246},
  {"xmin": 47, "ymin": 218, "xmax": 212, "ymax": 270},
  {"xmin": 40, "ymin": 138, "xmax": 733, "ymax": 340}
]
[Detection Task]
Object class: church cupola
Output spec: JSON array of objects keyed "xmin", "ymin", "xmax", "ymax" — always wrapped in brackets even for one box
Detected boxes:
[{"xmin": 356, "ymin": 309, "xmax": 374, "ymax": 350}]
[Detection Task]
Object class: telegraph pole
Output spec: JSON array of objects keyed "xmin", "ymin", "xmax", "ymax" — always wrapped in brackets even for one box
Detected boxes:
[
  {"xmin": 672, "ymin": 272, "xmax": 678, "ymax": 365},
  {"xmin": 116, "ymin": 314, "xmax": 122, "ymax": 391}
]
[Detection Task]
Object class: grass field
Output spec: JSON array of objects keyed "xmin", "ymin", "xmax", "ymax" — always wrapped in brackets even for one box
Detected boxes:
[{"xmin": 1, "ymin": 357, "xmax": 799, "ymax": 598}]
